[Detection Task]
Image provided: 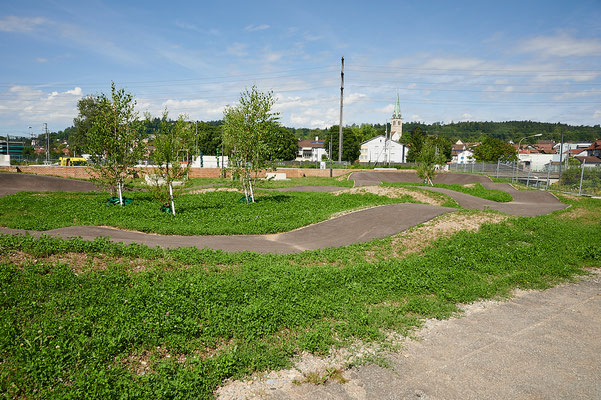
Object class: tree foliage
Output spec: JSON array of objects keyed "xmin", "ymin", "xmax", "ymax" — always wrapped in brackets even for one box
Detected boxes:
[
  {"xmin": 265, "ymin": 124, "xmax": 297, "ymax": 161},
  {"xmin": 323, "ymin": 126, "xmax": 360, "ymax": 163},
  {"xmin": 472, "ymin": 137, "xmax": 517, "ymax": 162},
  {"xmin": 404, "ymin": 127, "xmax": 427, "ymax": 162},
  {"xmin": 223, "ymin": 86, "xmax": 279, "ymax": 203},
  {"xmin": 86, "ymin": 83, "xmax": 144, "ymax": 205},
  {"xmin": 73, "ymin": 95, "xmax": 100, "ymax": 155}
]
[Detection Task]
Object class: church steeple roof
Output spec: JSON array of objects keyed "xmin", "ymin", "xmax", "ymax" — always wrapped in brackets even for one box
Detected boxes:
[{"xmin": 393, "ymin": 94, "xmax": 402, "ymax": 119}]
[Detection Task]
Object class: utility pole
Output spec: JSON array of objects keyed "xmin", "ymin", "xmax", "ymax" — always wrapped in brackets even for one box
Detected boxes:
[
  {"xmin": 338, "ymin": 56, "xmax": 344, "ymax": 163},
  {"xmin": 329, "ymin": 129, "xmax": 333, "ymax": 177},
  {"xmin": 44, "ymin": 123, "xmax": 49, "ymax": 164},
  {"xmin": 558, "ymin": 129, "xmax": 564, "ymax": 191}
]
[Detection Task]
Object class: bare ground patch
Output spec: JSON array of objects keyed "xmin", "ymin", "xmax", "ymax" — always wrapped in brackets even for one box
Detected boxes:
[
  {"xmin": 1, "ymin": 251, "xmax": 159, "ymax": 273},
  {"xmin": 391, "ymin": 212, "xmax": 509, "ymax": 257},
  {"xmin": 557, "ymin": 206, "xmax": 600, "ymax": 223},
  {"xmin": 332, "ymin": 186, "xmax": 443, "ymax": 206},
  {"xmin": 187, "ymin": 187, "xmax": 241, "ymax": 195}
]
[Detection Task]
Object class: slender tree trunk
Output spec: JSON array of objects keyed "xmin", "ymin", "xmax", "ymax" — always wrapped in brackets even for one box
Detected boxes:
[
  {"xmin": 248, "ymin": 173, "xmax": 255, "ymax": 203},
  {"xmin": 169, "ymin": 181, "xmax": 176, "ymax": 216},
  {"xmin": 117, "ymin": 179, "xmax": 123, "ymax": 206}
]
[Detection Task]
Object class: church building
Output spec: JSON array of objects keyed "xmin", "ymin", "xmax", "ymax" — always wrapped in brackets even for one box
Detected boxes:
[{"xmin": 359, "ymin": 95, "xmax": 408, "ymax": 164}]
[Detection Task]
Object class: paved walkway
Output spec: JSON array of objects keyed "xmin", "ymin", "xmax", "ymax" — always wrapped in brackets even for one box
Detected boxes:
[
  {"xmin": 0, "ymin": 171, "xmax": 568, "ymax": 252},
  {"xmin": 261, "ymin": 271, "xmax": 601, "ymax": 400}
]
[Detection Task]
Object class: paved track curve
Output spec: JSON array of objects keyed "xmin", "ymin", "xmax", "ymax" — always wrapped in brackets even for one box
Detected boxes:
[
  {"xmin": 0, "ymin": 171, "xmax": 568, "ymax": 252},
  {"xmin": 0, "ymin": 173, "xmax": 97, "ymax": 197}
]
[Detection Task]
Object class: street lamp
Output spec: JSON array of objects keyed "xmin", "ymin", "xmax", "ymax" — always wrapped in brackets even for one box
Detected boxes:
[{"xmin": 514, "ymin": 133, "xmax": 542, "ymax": 182}]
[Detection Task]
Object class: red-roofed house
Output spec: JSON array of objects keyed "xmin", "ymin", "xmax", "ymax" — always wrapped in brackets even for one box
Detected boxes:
[{"xmin": 297, "ymin": 137, "xmax": 327, "ymax": 162}]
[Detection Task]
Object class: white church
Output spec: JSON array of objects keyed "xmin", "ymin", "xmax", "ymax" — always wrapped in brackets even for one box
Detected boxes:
[{"xmin": 359, "ymin": 95, "xmax": 408, "ymax": 164}]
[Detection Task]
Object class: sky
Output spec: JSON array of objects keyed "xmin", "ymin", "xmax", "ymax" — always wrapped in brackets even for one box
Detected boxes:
[{"xmin": 1, "ymin": 0, "xmax": 601, "ymax": 137}]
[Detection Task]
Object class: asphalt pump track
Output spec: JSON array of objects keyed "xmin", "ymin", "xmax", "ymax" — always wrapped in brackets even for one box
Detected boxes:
[{"xmin": 0, "ymin": 171, "xmax": 568, "ymax": 253}]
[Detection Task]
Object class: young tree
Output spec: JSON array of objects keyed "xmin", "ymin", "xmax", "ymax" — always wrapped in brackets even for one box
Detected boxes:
[
  {"xmin": 416, "ymin": 138, "xmax": 447, "ymax": 185},
  {"xmin": 223, "ymin": 86, "xmax": 279, "ymax": 203},
  {"xmin": 149, "ymin": 111, "xmax": 193, "ymax": 216},
  {"xmin": 86, "ymin": 83, "xmax": 144, "ymax": 206}
]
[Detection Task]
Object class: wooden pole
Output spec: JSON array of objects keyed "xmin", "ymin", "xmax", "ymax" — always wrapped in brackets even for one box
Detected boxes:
[{"xmin": 338, "ymin": 56, "xmax": 344, "ymax": 163}]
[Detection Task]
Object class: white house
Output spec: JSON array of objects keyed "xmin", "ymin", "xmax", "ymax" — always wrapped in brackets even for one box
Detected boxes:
[
  {"xmin": 451, "ymin": 141, "xmax": 475, "ymax": 164},
  {"xmin": 296, "ymin": 137, "xmax": 327, "ymax": 162},
  {"xmin": 359, "ymin": 135, "xmax": 408, "ymax": 164}
]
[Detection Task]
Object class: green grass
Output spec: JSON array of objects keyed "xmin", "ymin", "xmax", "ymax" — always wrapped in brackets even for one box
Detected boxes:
[
  {"xmin": 1, "ymin": 196, "xmax": 600, "ymax": 399},
  {"xmin": 0, "ymin": 190, "xmax": 408, "ymax": 235},
  {"xmin": 384, "ymin": 181, "xmax": 513, "ymax": 202},
  {"xmin": 255, "ymin": 176, "xmax": 353, "ymax": 189}
]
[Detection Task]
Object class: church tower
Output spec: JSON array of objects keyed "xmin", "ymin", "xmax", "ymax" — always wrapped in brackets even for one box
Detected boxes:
[{"xmin": 390, "ymin": 94, "xmax": 403, "ymax": 142}]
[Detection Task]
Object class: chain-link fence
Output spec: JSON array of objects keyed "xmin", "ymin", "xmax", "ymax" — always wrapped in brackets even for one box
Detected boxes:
[{"xmin": 449, "ymin": 161, "xmax": 601, "ymax": 197}]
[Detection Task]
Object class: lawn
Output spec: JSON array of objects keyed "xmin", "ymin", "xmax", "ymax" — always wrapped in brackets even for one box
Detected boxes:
[
  {"xmin": 383, "ymin": 181, "xmax": 513, "ymax": 202},
  {"xmin": 0, "ymin": 195, "xmax": 599, "ymax": 399},
  {"xmin": 254, "ymin": 176, "xmax": 353, "ymax": 189},
  {"xmin": 0, "ymin": 190, "xmax": 409, "ymax": 235}
]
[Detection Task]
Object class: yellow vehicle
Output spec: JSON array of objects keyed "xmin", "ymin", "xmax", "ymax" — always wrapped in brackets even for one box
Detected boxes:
[{"xmin": 59, "ymin": 157, "xmax": 88, "ymax": 166}]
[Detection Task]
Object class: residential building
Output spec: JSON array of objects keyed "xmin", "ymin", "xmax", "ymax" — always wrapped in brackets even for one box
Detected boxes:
[
  {"xmin": 451, "ymin": 140, "xmax": 476, "ymax": 164},
  {"xmin": 296, "ymin": 137, "xmax": 327, "ymax": 162},
  {"xmin": 573, "ymin": 139, "xmax": 601, "ymax": 167}
]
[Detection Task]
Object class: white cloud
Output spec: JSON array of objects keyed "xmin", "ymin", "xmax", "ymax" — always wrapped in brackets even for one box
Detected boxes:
[
  {"xmin": 245, "ymin": 24, "xmax": 270, "ymax": 32},
  {"xmin": 594, "ymin": 110, "xmax": 601, "ymax": 120},
  {"xmin": 0, "ymin": 16, "xmax": 47, "ymax": 33},
  {"xmin": 0, "ymin": 85, "xmax": 83, "ymax": 128},
  {"xmin": 226, "ymin": 43, "xmax": 248, "ymax": 57},
  {"xmin": 520, "ymin": 33, "xmax": 601, "ymax": 57},
  {"xmin": 346, "ymin": 93, "xmax": 367, "ymax": 105},
  {"xmin": 553, "ymin": 88, "xmax": 601, "ymax": 100},
  {"xmin": 421, "ymin": 56, "xmax": 485, "ymax": 70},
  {"xmin": 265, "ymin": 52, "xmax": 283, "ymax": 63},
  {"xmin": 36, "ymin": 57, "xmax": 48, "ymax": 63}
]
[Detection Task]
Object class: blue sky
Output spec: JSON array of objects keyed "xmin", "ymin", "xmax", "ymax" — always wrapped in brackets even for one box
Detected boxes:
[{"xmin": 1, "ymin": 0, "xmax": 601, "ymax": 136}]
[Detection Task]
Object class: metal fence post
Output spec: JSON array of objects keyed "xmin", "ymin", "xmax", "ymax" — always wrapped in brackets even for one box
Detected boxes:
[
  {"xmin": 578, "ymin": 160, "xmax": 586, "ymax": 195},
  {"xmin": 526, "ymin": 168, "xmax": 531, "ymax": 188},
  {"xmin": 546, "ymin": 164, "xmax": 551, "ymax": 190},
  {"xmin": 496, "ymin": 159, "xmax": 500, "ymax": 178}
]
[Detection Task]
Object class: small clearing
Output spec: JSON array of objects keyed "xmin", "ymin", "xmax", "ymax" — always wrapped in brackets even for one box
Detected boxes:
[{"xmin": 333, "ymin": 186, "xmax": 442, "ymax": 206}]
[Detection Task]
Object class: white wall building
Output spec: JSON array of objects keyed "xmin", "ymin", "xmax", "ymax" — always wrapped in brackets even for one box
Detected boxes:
[
  {"xmin": 191, "ymin": 155, "xmax": 229, "ymax": 168},
  {"xmin": 359, "ymin": 135, "xmax": 408, "ymax": 164},
  {"xmin": 518, "ymin": 153, "xmax": 554, "ymax": 171},
  {"xmin": 296, "ymin": 137, "xmax": 327, "ymax": 162}
]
